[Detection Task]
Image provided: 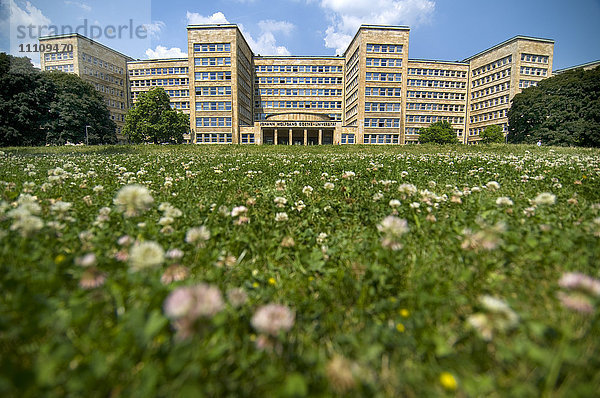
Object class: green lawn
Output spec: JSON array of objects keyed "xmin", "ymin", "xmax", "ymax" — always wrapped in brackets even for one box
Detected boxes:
[{"xmin": 1, "ymin": 144, "xmax": 599, "ymax": 397}]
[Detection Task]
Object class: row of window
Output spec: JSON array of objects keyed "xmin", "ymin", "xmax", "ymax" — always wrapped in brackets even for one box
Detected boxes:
[
  {"xmin": 255, "ymin": 65, "xmax": 343, "ymax": 73},
  {"xmin": 407, "ymin": 79, "xmax": 466, "ymax": 89},
  {"xmin": 83, "ymin": 66, "xmax": 125, "ymax": 86},
  {"xmin": 366, "ymin": 72, "xmax": 402, "ymax": 82},
  {"xmin": 104, "ymin": 98, "xmax": 125, "ymax": 110},
  {"xmin": 340, "ymin": 133, "xmax": 356, "ymax": 144},
  {"xmin": 254, "ymin": 113, "xmax": 341, "ymax": 121},
  {"xmin": 521, "ymin": 53, "xmax": 549, "ymax": 64},
  {"xmin": 364, "ymin": 118, "xmax": 400, "ymax": 128},
  {"xmin": 93, "ymin": 82, "xmax": 124, "ymax": 99},
  {"xmin": 255, "ymin": 88, "xmax": 342, "ymax": 96},
  {"xmin": 366, "ymin": 58, "xmax": 403, "ymax": 67},
  {"xmin": 520, "ymin": 66, "xmax": 547, "ymax": 76},
  {"xmin": 365, "ymin": 87, "xmax": 402, "ymax": 97},
  {"xmin": 109, "ymin": 112, "xmax": 125, "ymax": 122},
  {"xmin": 470, "ymin": 109, "xmax": 508, "ymax": 123},
  {"xmin": 195, "ymin": 86, "xmax": 231, "ymax": 96},
  {"xmin": 194, "ymin": 57, "xmax": 231, "ymax": 66},
  {"xmin": 81, "ymin": 52, "xmax": 124, "ymax": 74},
  {"xmin": 193, "ymin": 43, "xmax": 231, "ymax": 53},
  {"xmin": 472, "ymin": 55, "xmax": 512, "ymax": 76},
  {"xmin": 46, "ymin": 64, "xmax": 74, "ymax": 72},
  {"xmin": 165, "ymin": 89, "xmax": 189, "ymax": 97},
  {"xmin": 256, "ymin": 77, "xmax": 342, "ymax": 84},
  {"xmin": 471, "ymin": 82, "xmax": 510, "ymax": 99},
  {"xmin": 365, "ymin": 102, "xmax": 402, "ymax": 112},
  {"xmin": 44, "ymin": 52, "xmax": 73, "ymax": 61},
  {"xmin": 407, "ymin": 91, "xmax": 465, "ymax": 100},
  {"xmin": 364, "ymin": 134, "xmax": 401, "ymax": 144},
  {"xmin": 195, "ymin": 71, "xmax": 231, "ymax": 81},
  {"xmin": 129, "ymin": 67, "xmax": 188, "ymax": 76},
  {"xmin": 196, "ymin": 133, "xmax": 233, "ymax": 143},
  {"xmin": 408, "ymin": 68, "xmax": 467, "ymax": 78},
  {"xmin": 519, "ymin": 79, "xmax": 539, "ymax": 88},
  {"xmin": 472, "ymin": 68, "xmax": 511, "ymax": 87},
  {"xmin": 406, "ymin": 115, "xmax": 464, "ymax": 124},
  {"xmin": 406, "ymin": 103, "xmax": 465, "ymax": 112},
  {"xmin": 366, "ymin": 44, "xmax": 403, "ymax": 54},
  {"xmin": 196, "ymin": 101, "xmax": 232, "ymax": 111},
  {"xmin": 405, "ymin": 127, "xmax": 463, "ymax": 136},
  {"xmin": 255, "ymin": 101, "xmax": 342, "ymax": 109},
  {"xmin": 241, "ymin": 133, "xmax": 255, "ymax": 144},
  {"xmin": 170, "ymin": 102, "xmax": 190, "ymax": 110},
  {"xmin": 471, "ymin": 95, "xmax": 509, "ymax": 111},
  {"xmin": 131, "ymin": 78, "xmax": 189, "ymax": 87},
  {"xmin": 196, "ymin": 117, "xmax": 232, "ymax": 127}
]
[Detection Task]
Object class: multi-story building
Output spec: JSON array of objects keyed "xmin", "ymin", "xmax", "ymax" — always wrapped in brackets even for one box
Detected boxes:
[
  {"xmin": 39, "ymin": 33, "xmax": 133, "ymax": 139},
  {"xmin": 39, "ymin": 25, "xmax": 558, "ymax": 145},
  {"xmin": 463, "ymin": 36, "xmax": 554, "ymax": 142}
]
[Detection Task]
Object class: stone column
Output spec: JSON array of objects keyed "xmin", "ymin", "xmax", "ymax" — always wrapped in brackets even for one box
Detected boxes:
[
  {"xmin": 289, "ymin": 129, "xmax": 292, "ymax": 145},
  {"xmin": 318, "ymin": 129, "xmax": 323, "ymax": 145},
  {"xmin": 303, "ymin": 129, "xmax": 307, "ymax": 146},
  {"xmin": 274, "ymin": 129, "xmax": 278, "ymax": 145}
]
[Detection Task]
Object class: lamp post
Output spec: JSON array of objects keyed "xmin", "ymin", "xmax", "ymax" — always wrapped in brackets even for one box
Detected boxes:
[{"xmin": 85, "ymin": 125, "xmax": 91, "ymax": 145}]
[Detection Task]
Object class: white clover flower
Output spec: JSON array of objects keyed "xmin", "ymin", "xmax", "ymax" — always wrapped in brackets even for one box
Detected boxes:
[
  {"xmin": 129, "ymin": 241, "xmax": 165, "ymax": 271},
  {"xmin": 93, "ymin": 185, "xmax": 104, "ymax": 193},
  {"xmin": 495, "ymin": 196, "xmax": 514, "ymax": 206},
  {"xmin": 486, "ymin": 181, "xmax": 500, "ymax": 191},
  {"xmin": 185, "ymin": 226, "xmax": 211, "ymax": 245},
  {"xmin": 389, "ymin": 199, "xmax": 401, "ymax": 208},
  {"xmin": 342, "ymin": 171, "xmax": 356, "ymax": 179},
  {"xmin": 467, "ymin": 295, "xmax": 519, "ymax": 341},
  {"xmin": 75, "ymin": 253, "xmax": 97, "ymax": 267},
  {"xmin": 113, "ymin": 184, "xmax": 154, "ymax": 217},
  {"xmin": 302, "ymin": 185, "xmax": 313, "ymax": 196},
  {"xmin": 275, "ymin": 179, "xmax": 286, "ymax": 191},
  {"xmin": 324, "ymin": 182, "xmax": 335, "ymax": 190},
  {"xmin": 317, "ymin": 232, "xmax": 328, "ymax": 245},
  {"xmin": 294, "ymin": 200, "xmax": 306, "ymax": 212},
  {"xmin": 231, "ymin": 206, "xmax": 248, "ymax": 217},
  {"xmin": 398, "ymin": 183, "xmax": 417, "ymax": 196},
  {"xmin": 410, "ymin": 202, "xmax": 420, "ymax": 209},
  {"xmin": 159, "ymin": 202, "xmax": 183, "ymax": 218},
  {"xmin": 166, "ymin": 248, "xmax": 185, "ymax": 259},
  {"xmin": 372, "ymin": 192, "xmax": 384, "ymax": 202},
  {"xmin": 377, "ymin": 216, "xmax": 409, "ymax": 251},
  {"xmin": 275, "ymin": 212, "xmax": 288, "ymax": 222},
  {"xmin": 532, "ymin": 192, "xmax": 556, "ymax": 206},
  {"xmin": 251, "ymin": 303, "xmax": 295, "ymax": 336},
  {"xmin": 274, "ymin": 196, "xmax": 287, "ymax": 208},
  {"xmin": 227, "ymin": 288, "xmax": 248, "ymax": 307},
  {"xmin": 163, "ymin": 287, "xmax": 195, "ymax": 319}
]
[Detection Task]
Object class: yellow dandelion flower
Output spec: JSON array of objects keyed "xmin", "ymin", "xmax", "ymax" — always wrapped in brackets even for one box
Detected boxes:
[
  {"xmin": 54, "ymin": 254, "xmax": 66, "ymax": 264},
  {"xmin": 439, "ymin": 372, "xmax": 458, "ymax": 391},
  {"xmin": 396, "ymin": 323, "xmax": 405, "ymax": 333},
  {"xmin": 252, "ymin": 282, "xmax": 259, "ymax": 288},
  {"xmin": 268, "ymin": 277, "xmax": 276, "ymax": 285},
  {"xmin": 400, "ymin": 309, "xmax": 410, "ymax": 318},
  {"xmin": 308, "ymin": 276, "xmax": 314, "ymax": 282}
]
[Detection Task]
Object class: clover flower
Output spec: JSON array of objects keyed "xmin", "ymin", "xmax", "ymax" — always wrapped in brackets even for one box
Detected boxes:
[
  {"xmin": 324, "ymin": 182, "xmax": 335, "ymax": 190},
  {"xmin": 302, "ymin": 185, "xmax": 313, "ymax": 196},
  {"xmin": 557, "ymin": 272, "xmax": 600, "ymax": 314},
  {"xmin": 161, "ymin": 264, "xmax": 190, "ymax": 285},
  {"xmin": 495, "ymin": 196, "xmax": 513, "ymax": 206},
  {"xmin": 377, "ymin": 216, "xmax": 409, "ymax": 251},
  {"xmin": 129, "ymin": 241, "xmax": 165, "ymax": 271},
  {"xmin": 185, "ymin": 226, "xmax": 211, "ymax": 246},
  {"xmin": 227, "ymin": 288, "xmax": 248, "ymax": 307},
  {"xmin": 275, "ymin": 212, "xmax": 289, "ymax": 222},
  {"xmin": 275, "ymin": 179, "xmax": 286, "ymax": 191},
  {"xmin": 531, "ymin": 192, "xmax": 556, "ymax": 206},
  {"xmin": 326, "ymin": 355, "xmax": 358, "ymax": 394},
  {"xmin": 113, "ymin": 184, "xmax": 154, "ymax": 217},
  {"xmin": 274, "ymin": 196, "xmax": 287, "ymax": 208},
  {"xmin": 467, "ymin": 295, "xmax": 519, "ymax": 341},
  {"xmin": 251, "ymin": 303, "xmax": 295, "ymax": 336}
]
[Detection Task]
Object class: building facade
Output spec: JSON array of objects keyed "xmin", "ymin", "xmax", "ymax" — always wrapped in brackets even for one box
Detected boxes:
[
  {"xmin": 39, "ymin": 33, "xmax": 133, "ymax": 139},
  {"xmin": 38, "ymin": 25, "xmax": 556, "ymax": 145}
]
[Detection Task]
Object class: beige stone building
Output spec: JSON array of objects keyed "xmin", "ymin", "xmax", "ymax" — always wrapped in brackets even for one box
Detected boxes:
[
  {"xmin": 463, "ymin": 36, "xmax": 554, "ymax": 142},
  {"xmin": 39, "ymin": 26, "xmax": 559, "ymax": 145},
  {"xmin": 39, "ymin": 33, "xmax": 133, "ymax": 139}
]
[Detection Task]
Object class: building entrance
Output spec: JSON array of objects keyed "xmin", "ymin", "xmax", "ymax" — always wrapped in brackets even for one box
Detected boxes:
[{"xmin": 261, "ymin": 128, "xmax": 334, "ymax": 145}]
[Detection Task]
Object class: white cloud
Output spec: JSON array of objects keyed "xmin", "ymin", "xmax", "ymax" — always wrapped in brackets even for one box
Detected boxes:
[
  {"xmin": 7, "ymin": 0, "xmax": 52, "ymax": 66},
  {"xmin": 318, "ymin": 0, "xmax": 435, "ymax": 54},
  {"xmin": 145, "ymin": 45, "xmax": 187, "ymax": 59},
  {"xmin": 142, "ymin": 21, "xmax": 166, "ymax": 39},
  {"xmin": 185, "ymin": 11, "xmax": 294, "ymax": 56},
  {"xmin": 186, "ymin": 11, "xmax": 229, "ymax": 25},
  {"xmin": 64, "ymin": 1, "xmax": 91, "ymax": 12}
]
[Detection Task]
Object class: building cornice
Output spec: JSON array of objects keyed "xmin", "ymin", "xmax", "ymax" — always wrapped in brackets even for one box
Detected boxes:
[
  {"xmin": 462, "ymin": 35, "xmax": 554, "ymax": 62},
  {"xmin": 39, "ymin": 33, "xmax": 134, "ymax": 61}
]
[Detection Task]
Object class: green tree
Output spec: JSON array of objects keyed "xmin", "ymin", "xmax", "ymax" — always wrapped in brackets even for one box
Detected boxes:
[
  {"xmin": 0, "ymin": 53, "xmax": 55, "ymax": 146},
  {"xmin": 44, "ymin": 71, "xmax": 117, "ymax": 145},
  {"xmin": 418, "ymin": 121, "xmax": 459, "ymax": 144},
  {"xmin": 123, "ymin": 88, "xmax": 189, "ymax": 144},
  {"xmin": 480, "ymin": 125, "xmax": 505, "ymax": 144},
  {"xmin": 507, "ymin": 66, "xmax": 600, "ymax": 146}
]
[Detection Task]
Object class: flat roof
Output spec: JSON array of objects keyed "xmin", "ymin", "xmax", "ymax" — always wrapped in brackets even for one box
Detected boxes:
[
  {"xmin": 39, "ymin": 32, "xmax": 134, "ymax": 60},
  {"xmin": 255, "ymin": 55, "xmax": 342, "ymax": 60},
  {"xmin": 408, "ymin": 58, "xmax": 469, "ymax": 66},
  {"xmin": 128, "ymin": 58, "xmax": 188, "ymax": 64},
  {"xmin": 344, "ymin": 25, "xmax": 410, "ymax": 57},
  {"xmin": 462, "ymin": 35, "xmax": 554, "ymax": 62},
  {"xmin": 553, "ymin": 59, "xmax": 600, "ymax": 74},
  {"xmin": 186, "ymin": 24, "xmax": 253, "ymax": 57}
]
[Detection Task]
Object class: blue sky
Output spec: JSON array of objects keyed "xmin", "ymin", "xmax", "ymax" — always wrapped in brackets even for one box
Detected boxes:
[{"xmin": 1, "ymin": 0, "xmax": 599, "ymax": 69}]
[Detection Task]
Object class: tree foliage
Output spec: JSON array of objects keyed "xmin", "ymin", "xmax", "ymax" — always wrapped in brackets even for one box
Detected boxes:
[
  {"xmin": 418, "ymin": 121, "xmax": 459, "ymax": 144},
  {"xmin": 123, "ymin": 88, "xmax": 189, "ymax": 144},
  {"xmin": 44, "ymin": 72, "xmax": 117, "ymax": 145},
  {"xmin": 507, "ymin": 66, "xmax": 600, "ymax": 146},
  {"xmin": 0, "ymin": 53, "xmax": 117, "ymax": 146},
  {"xmin": 481, "ymin": 125, "xmax": 505, "ymax": 144}
]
